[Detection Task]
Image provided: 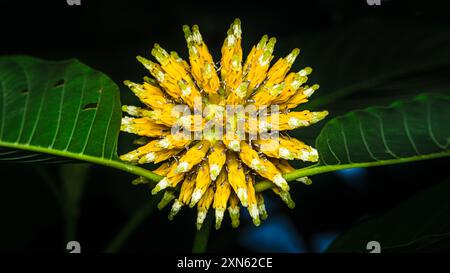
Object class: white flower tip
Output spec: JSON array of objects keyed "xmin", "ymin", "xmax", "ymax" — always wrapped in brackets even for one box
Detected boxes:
[
  {"xmin": 228, "ymin": 207, "xmax": 240, "ymax": 228},
  {"xmin": 248, "ymin": 204, "xmax": 261, "ymax": 227},
  {"xmin": 258, "ymin": 203, "xmax": 268, "ymax": 220},
  {"xmin": 279, "ymin": 191, "xmax": 296, "ymax": 209},
  {"xmin": 235, "ymin": 82, "xmax": 248, "ymax": 98},
  {"xmin": 215, "ymin": 208, "xmax": 225, "ymax": 230},
  {"xmin": 299, "ymin": 67, "xmax": 312, "ymax": 77},
  {"xmin": 232, "ymin": 19, "xmax": 241, "ymax": 38},
  {"xmin": 175, "ymin": 161, "xmax": 189, "ymax": 174},
  {"xmin": 236, "ymin": 188, "xmax": 248, "ymax": 207},
  {"xmin": 151, "ymin": 178, "xmax": 169, "ymax": 195},
  {"xmin": 131, "ymin": 176, "xmax": 148, "ymax": 185},
  {"xmin": 122, "ymin": 105, "xmax": 139, "ymax": 116},
  {"xmin": 228, "ymin": 140, "xmax": 240, "ymax": 152},
  {"xmin": 189, "ymin": 188, "xmax": 203, "ymax": 208},
  {"xmin": 311, "ymin": 111, "xmax": 328, "ymax": 123},
  {"xmin": 157, "ymin": 192, "xmax": 175, "ymax": 211},
  {"xmin": 168, "ymin": 199, "xmax": 183, "ymax": 220},
  {"xmin": 196, "ymin": 209, "xmax": 208, "ymax": 230},
  {"xmin": 158, "ymin": 138, "xmax": 171, "ymax": 149},
  {"xmin": 296, "ymin": 176, "xmax": 313, "ymax": 185},
  {"xmin": 251, "ymin": 158, "xmax": 264, "ymax": 171},
  {"xmin": 258, "ymin": 54, "xmax": 270, "ymax": 66},
  {"xmin": 181, "ymin": 85, "xmax": 192, "ymax": 96},
  {"xmin": 303, "ymin": 87, "xmax": 315, "ymax": 97},
  {"xmin": 120, "ymin": 152, "xmax": 138, "ymax": 162},
  {"xmin": 121, "ymin": 116, "xmax": 133, "ymax": 125},
  {"xmin": 298, "ymin": 148, "xmax": 319, "ymax": 162},
  {"xmin": 286, "ymin": 48, "xmax": 300, "ymax": 65},
  {"xmin": 279, "ymin": 148, "xmax": 293, "ymax": 160},
  {"xmin": 273, "ymin": 174, "xmax": 289, "ymax": 191},
  {"xmin": 288, "ymin": 117, "xmax": 308, "ymax": 128},
  {"xmin": 209, "ymin": 164, "xmax": 220, "ymax": 181},
  {"xmin": 259, "ymin": 121, "xmax": 270, "ymax": 131},
  {"xmin": 178, "ymin": 116, "xmax": 191, "ymax": 127},
  {"xmin": 139, "ymin": 152, "xmax": 155, "ymax": 164}
]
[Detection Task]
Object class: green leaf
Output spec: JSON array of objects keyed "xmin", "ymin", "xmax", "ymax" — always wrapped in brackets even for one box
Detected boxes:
[
  {"xmin": 0, "ymin": 55, "xmax": 120, "ymax": 161},
  {"xmin": 327, "ymin": 180, "xmax": 450, "ymax": 252},
  {"xmin": 256, "ymin": 93, "xmax": 450, "ymax": 191},
  {"xmin": 0, "ymin": 55, "xmax": 161, "ymax": 181},
  {"xmin": 316, "ymin": 93, "xmax": 450, "ymax": 167}
]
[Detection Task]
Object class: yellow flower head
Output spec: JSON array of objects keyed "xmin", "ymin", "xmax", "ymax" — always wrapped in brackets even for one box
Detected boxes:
[{"xmin": 120, "ymin": 19, "xmax": 328, "ymax": 229}]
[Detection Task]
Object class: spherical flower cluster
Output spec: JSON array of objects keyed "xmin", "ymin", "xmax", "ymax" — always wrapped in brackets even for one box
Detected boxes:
[{"xmin": 120, "ymin": 19, "xmax": 328, "ymax": 229}]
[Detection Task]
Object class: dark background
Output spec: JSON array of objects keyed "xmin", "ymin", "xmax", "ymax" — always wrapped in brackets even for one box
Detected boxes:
[{"xmin": 0, "ymin": 0, "xmax": 449, "ymax": 252}]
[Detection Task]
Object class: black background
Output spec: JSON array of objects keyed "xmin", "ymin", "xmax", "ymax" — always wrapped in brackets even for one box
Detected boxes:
[{"xmin": 0, "ymin": 0, "xmax": 449, "ymax": 253}]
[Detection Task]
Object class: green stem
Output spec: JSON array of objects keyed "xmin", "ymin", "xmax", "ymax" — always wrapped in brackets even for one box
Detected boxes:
[
  {"xmin": 254, "ymin": 150, "xmax": 450, "ymax": 192},
  {"xmin": 192, "ymin": 215, "xmax": 212, "ymax": 253},
  {"xmin": 0, "ymin": 140, "xmax": 162, "ymax": 182},
  {"xmin": 104, "ymin": 200, "xmax": 157, "ymax": 253}
]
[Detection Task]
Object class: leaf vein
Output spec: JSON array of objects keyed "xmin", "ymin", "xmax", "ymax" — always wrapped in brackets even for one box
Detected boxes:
[
  {"xmin": 64, "ymin": 72, "xmax": 87, "ymax": 151},
  {"xmin": 426, "ymin": 99, "xmax": 446, "ymax": 149},
  {"xmin": 357, "ymin": 114, "xmax": 379, "ymax": 161},
  {"xmin": 50, "ymin": 68, "xmax": 69, "ymax": 147}
]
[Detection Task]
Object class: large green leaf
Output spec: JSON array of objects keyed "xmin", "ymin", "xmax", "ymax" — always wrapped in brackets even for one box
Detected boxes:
[
  {"xmin": 256, "ymin": 93, "xmax": 450, "ymax": 190},
  {"xmin": 315, "ymin": 93, "xmax": 450, "ymax": 167},
  {"xmin": 0, "ymin": 55, "xmax": 160, "ymax": 181},
  {"xmin": 327, "ymin": 180, "xmax": 450, "ymax": 252}
]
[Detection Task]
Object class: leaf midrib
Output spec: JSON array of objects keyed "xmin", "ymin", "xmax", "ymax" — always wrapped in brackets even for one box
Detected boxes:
[
  {"xmin": 254, "ymin": 150, "xmax": 450, "ymax": 192},
  {"xmin": 0, "ymin": 140, "xmax": 163, "ymax": 182}
]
